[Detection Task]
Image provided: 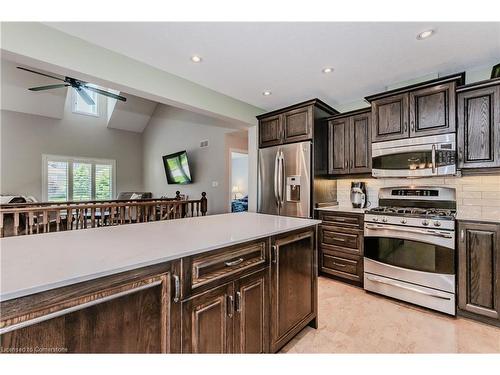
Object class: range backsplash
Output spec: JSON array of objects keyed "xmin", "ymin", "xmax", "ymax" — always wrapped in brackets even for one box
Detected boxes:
[{"xmin": 336, "ymin": 175, "xmax": 500, "ymax": 221}]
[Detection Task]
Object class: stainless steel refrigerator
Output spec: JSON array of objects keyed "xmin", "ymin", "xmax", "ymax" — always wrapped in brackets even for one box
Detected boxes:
[{"xmin": 257, "ymin": 141, "xmax": 311, "ymax": 218}]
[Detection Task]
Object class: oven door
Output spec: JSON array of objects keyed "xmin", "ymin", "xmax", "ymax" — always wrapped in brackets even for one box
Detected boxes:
[
  {"xmin": 372, "ymin": 138, "xmax": 456, "ymax": 178},
  {"xmin": 364, "ymin": 222, "xmax": 455, "ymax": 273}
]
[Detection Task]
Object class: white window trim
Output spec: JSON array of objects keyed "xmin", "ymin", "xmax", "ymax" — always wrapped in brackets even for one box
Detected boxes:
[
  {"xmin": 42, "ymin": 154, "xmax": 116, "ymax": 201},
  {"xmin": 72, "ymin": 87, "xmax": 100, "ymax": 117}
]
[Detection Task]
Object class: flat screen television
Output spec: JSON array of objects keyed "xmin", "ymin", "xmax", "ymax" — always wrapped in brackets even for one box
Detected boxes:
[{"xmin": 162, "ymin": 151, "xmax": 192, "ymax": 184}]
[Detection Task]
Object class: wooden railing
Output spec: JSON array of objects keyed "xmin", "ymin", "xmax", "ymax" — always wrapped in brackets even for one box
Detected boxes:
[{"xmin": 0, "ymin": 192, "xmax": 207, "ymax": 238}]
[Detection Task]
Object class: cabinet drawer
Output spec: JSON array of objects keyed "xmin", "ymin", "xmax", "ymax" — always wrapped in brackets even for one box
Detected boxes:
[
  {"xmin": 321, "ymin": 249, "xmax": 363, "ymax": 283},
  {"xmin": 188, "ymin": 241, "xmax": 268, "ymax": 292},
  {"xmin": 319, "ymin": 212, "xmax": 363, "ymax": 229},
  {"xmin": 320, "ymin": 226, "xmax": 361, "ymax": 250}
]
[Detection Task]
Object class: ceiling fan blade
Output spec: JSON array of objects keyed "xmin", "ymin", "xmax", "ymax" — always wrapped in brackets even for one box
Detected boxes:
[
  {"xmin": 28, "ymin": 84, "xmax": 70, "ymax": 91},
  {"xmin": 83, "ymin": 85, "xmax": 127, "ymax": 102},
  {"xmin": 75, "ymin": 87, "xmax": 95, "ymax": 106},
  {"xmin": 17, "ymin": 67, "xmax": 66, "ymax": 82}
]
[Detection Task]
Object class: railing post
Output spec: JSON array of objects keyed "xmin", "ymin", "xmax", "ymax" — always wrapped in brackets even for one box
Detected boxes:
[
  {"xmin": 201, "ymin": 192, "xmax": 207, "ymax": 216},
  {"xmin": 175, "ymin": 191, "xmax": 181, "ymax": 200}
]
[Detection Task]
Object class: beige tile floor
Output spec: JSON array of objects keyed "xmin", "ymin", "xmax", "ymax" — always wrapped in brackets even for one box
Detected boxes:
[{"xmin": 281, "ymin": 277, "xmax": 500, "ymax": 353}]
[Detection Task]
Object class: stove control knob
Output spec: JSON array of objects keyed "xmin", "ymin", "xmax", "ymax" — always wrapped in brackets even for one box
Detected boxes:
[
  {"xmin": 382, "ymin": 217, "xmax": 388, "ymax": 223},
  {"xmin": 422, "ymin": 220, "xmax": 429, "ymax": 226},
  {"xmin": 433, "ymin": 221, "xmax": 441, "ymax": 227},
  {"xmin": 401, "ymin": 218, "xmax": 407, "ymax": 224},
  {"xmin": 373, "ymin": 217, "xmax": 378, "ymax": 222}
]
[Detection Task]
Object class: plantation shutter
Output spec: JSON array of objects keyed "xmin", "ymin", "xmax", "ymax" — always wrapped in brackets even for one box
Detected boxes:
[
  {"xmin": 95, "ymin": 164, "xmax": 113, "ymax": 200},
  {"xmin": 47, "ymin": 160, "xmax": 69, "ymax": 202}
]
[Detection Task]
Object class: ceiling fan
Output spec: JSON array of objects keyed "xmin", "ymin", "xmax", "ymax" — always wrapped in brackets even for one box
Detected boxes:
[{"xmin": 17, "ymin": 66, "xmax": 127, "ymax": 105}]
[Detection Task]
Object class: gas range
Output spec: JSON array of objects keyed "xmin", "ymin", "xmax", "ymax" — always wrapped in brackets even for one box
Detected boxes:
[{"xmin": 363, "ymin": 186, "xmax": 457, "ymax": 315}]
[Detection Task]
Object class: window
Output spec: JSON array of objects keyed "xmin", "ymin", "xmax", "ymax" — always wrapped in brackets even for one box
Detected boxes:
[
  {"xmin": 72, "ymin": 87, "xmax": 99, "ymax": 117},
  {"xmin": 43, "ymin": 155, "xmax": 115, "ymax": 202}
]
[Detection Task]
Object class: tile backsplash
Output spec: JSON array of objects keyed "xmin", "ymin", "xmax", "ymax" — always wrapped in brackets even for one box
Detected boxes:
[{"xmin": 336, "ymin": 175, "xmax": 500, "ymax": 221}]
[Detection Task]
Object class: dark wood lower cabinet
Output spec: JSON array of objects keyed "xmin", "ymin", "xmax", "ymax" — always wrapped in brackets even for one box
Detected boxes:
[
  {"xmin": 181, "ymin": 283, "xmax": 234, "ymax": 353},
  {"xmin": 0, "ymin": 266, "xmax": 174, "ymax": 353},
  {"xmin": 458, "ymin": 221, "xmax": 500, "ymax": 326},
  {"xmin": 270, "ymin": 228, "xmax": 317, "ymax": 352}
]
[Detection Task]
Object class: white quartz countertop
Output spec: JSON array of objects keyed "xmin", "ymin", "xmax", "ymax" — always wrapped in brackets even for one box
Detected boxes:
[
  {"xmin": 315, "ymin": 205, "xmax": 367, "ymax": 214},
  {"xmin": 0, "ymin": 212, "xmax": 320, "ymax": 302}
]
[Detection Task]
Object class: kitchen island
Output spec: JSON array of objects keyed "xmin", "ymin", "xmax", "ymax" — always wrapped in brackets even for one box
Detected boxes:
[{"xmin": 0, "ymin": 212, "xmax": 319, "ymax": 353}]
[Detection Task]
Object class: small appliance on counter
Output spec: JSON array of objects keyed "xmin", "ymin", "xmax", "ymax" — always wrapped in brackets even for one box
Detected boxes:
[{"xmin": 350, "ymin": 182, "xmax": 367, "ymax": 208}]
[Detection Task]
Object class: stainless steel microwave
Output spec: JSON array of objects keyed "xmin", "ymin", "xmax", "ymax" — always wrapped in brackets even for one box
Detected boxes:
[{"xmin": 372, "ymin": 134, "xmax": 456, "ymax": 178}]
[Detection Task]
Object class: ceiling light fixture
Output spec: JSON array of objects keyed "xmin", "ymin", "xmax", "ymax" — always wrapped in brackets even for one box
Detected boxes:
[
  {"xmin": 191, "ymin": 55, "xmax": 202, "ymax": 63},
  {"xmin": 322, "ymin": 67, "xmax": 334, "ymax": 74},
  {"xmin": 262, "ymin": 90, "xmax": 272, "ymax": 96},
  {"xmin": 416, "ymin": 29, "xmax": 435, "ymax": 40}
]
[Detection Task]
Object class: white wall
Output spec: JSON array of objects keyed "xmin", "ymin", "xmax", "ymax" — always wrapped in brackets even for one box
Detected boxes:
[
  {"xmin": 0, "ymin": 91, "xmax": 143, "ymax": 200},
  {"xmin": 142, "ymin": 104, "xmax": 241, "ymax": 214}
]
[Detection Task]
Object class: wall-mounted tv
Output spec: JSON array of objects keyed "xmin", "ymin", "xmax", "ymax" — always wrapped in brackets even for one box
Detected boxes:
[{"xmin": 162, "ymin": 151, "xmax": 192, "ymax": 184}]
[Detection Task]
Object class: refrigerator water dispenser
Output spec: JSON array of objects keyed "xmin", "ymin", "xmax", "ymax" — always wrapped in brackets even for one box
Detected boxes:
[{"xmin": 286, "ymin": 175, "xmax": 301, "ymax": 202}]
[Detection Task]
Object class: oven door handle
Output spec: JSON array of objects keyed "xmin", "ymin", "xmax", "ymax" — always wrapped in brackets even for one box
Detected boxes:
[
  {"xmin": 366, "ymin": 275, "xmax": 451, "ymax": 300},
  {"xmin": 365, "ymin": 223, "xmax": 453, "ymax": 239}
]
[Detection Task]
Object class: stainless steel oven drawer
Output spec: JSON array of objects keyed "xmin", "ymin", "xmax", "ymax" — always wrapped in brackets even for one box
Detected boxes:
[{"xmin": 364, "ymin": 272, "xmax": 456, "ymax": 315}]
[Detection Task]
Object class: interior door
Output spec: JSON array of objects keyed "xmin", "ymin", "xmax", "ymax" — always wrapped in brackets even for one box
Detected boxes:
[
  {"xmin": 258, "ymin": 146, "xmax": 280, "ymax": 215},
  {"xmin": 279, "ymin": 142, "xmax": 311, "ymax": 218}
]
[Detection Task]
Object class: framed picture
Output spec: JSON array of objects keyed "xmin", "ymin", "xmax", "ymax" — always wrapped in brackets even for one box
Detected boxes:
[{"xmin": 491, "ymin": 63, "xmax": 500, "ymax": 79}]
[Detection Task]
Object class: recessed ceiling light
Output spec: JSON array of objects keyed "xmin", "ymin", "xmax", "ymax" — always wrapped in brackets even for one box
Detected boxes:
[
  {"xmin": 191, "ymin": 55, "xmax": 202, "ymax": 63},
  {"xmin": 322, "ymin": 67, "xmax": 334, "ymax": 74},
  {"xmin": 262, "ymin": 90, "xmax": 272, "ymax": 96},
  {"xmin": 416, "ymin": 29, "xmax": 435, "ymax": 40}
]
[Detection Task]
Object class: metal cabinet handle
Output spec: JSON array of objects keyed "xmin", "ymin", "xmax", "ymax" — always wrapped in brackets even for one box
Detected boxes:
[
  {"xmin": 272, "ymin": 245, "xmax": 278, "ymax": 264},
  {"xmin": 224, "ymin": 258, "xmax": 244, "ymax": 267},
  {"xmin": 0, "ymin": 279, "xmax": 163, "ymax": 335},
  {"xmin": 366, "ymin": 275, "xmax": 451, "ymax": 300},
  {"xmin": 235, "ymin": 291, "xmax": 242, "ymax": 312},
  {"xmin": 460, "ymin": 229, "xmax": 465, "ymax": 242},
  {"xmin": 173, "ymin": 274, "xmax": 180, "ymax": 303},
  {"xmin": 411, "ymin": 120, "xmax": 415, "ymax": 132},
  {"xmin": 227, "ymin": 295, "xmax": 234, "ymax": 318},
  {"xmin": 333, "ymin": 262, "xmax": 347, "ymax": 268}
]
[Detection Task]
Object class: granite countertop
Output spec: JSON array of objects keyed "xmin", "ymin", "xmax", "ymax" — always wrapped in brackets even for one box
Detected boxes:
[
  {"xmin": 315, "ymin": 205, "xmax": 367, "ymax": 214},
  {"xmin": 0, "ymin": 212, "xmax": 320, "ymax": 302}
]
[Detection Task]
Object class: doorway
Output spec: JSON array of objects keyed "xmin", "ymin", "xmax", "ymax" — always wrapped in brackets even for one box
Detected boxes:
[{"xmin": 230, "ymin": 151, "xmax": 248, "ymax": 212}]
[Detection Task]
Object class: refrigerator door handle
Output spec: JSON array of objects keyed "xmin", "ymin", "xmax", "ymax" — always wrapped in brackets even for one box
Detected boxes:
[
  {"xmin": 280, "ymin": 150, "xmax": 286, "ymax": 205},
  {"xmin": 274, "ymin": 149, "xmax": 280, "ymax": 207}
]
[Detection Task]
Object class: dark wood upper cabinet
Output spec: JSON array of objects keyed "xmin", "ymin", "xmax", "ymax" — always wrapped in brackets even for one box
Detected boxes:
[
  {"xmin": 257, "ymin": 99, "xmax": 338, "ymax": 148},
  {"xmin": 181, "ymin": 282, "xmax": 234, "ymax": 353},
  {"xmin": 327, "ymin": 109, "xmax": 371, "ymax": 176},
  {"xmin": 349, "ymin": 112, "xmax": 372, "ymax": 173},
  {"xmin": 259, "ymin": 114, "xmax": 282, "ymax": 148},
  {"xmin": 366, "ymin": 73, "xmax": 465, "ymax": 143},
  {"xmin": 233, "ymin": 269, "xmax": 269, "ymax": 353},
  {"xmin": 409, "ymin": 82, "xmax": 456, "ymax": 137},
  {"xmin": 282, "ymin": 106, "xmax": 313, "ymax": 142},
  {"xmin": 458, "ymin": 221, "xmax": 500, "ymax": 324},
  {"xmin": 328, "ymin": 117, "xmax": 349, "ymax": 175},
  {"xmin": 457, "ymin": 80, "xmax": 500, "ymax": 170},
  {"xmin": 371, "ymin": 93, "xmax": 409, "ymax": 142},
  {"xmin": 270, "ymin": 228, "xmax": 317, "ymax": 352}
]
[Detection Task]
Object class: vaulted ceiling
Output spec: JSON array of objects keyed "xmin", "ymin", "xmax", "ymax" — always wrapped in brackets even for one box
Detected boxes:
[{"xmin": 45, "ymin": 22, "xmax": 500, "ymax": 111}]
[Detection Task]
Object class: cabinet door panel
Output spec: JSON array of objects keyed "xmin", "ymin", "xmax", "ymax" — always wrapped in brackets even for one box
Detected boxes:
[
  {"xmin": 234, "ymin": 269, "xmax": 269, "ymax": 353},
  {"xmin": 410, "ymin": 83, "xmax": 455, "ymax": 137},
  {"xmin": 0, "ymin": 273, "xmax": 170, "ymax": 353},
  {"xmin": 283, "ymin": 106, "xmax": 312, "ymax": 142},
  {"xmin": 271, "ymin": 229, "xmax": 316, "ymax": 351},
  {"xmin": 259, "ymin": 115, "xmax": 282, "ymax": 148},
  {"xmin": 458, "ymin": 222, "xmax": 500, "ymax": 320},
  {"xmin": 372, "ymin": 93, "xmax": 409, "ymax": 142},
  {"xmin": 349, "ymin": 112, "xmax": 372, "ymax": 173},
  {"xmin": 181, "ymin": 283, "xmax": 233, "ymax": 353},
  {"xmin": 328, "ymin": 118, "xmax": 349, "ymax": 175},
  {"xmin": 458, "ymin": 85, "xmax": 500, "ymax": 169}
]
